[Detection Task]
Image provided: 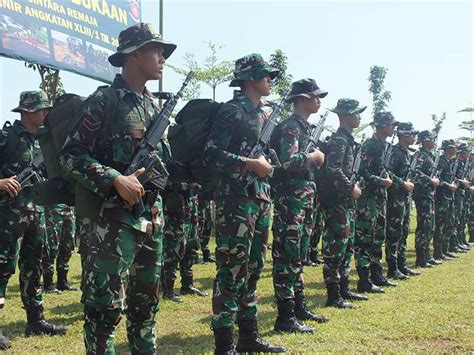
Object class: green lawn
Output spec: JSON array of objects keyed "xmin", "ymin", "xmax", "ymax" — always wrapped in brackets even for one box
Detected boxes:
[{"xmin": 1, "ymin": 222, "xmax": 473, "ymax": 353}]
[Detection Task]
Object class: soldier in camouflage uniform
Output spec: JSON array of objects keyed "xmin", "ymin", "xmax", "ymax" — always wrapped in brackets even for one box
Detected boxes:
[
  {"xmin": 413, "ymin": 130, "xmax": 441, "ymax": 267},
  {"xmin": 197, "ymin": 189, "xmax": 215, "ymax": 263},
  {"xmin": 270, "ymin": 78, "xmax": 329, "ymax": 333},
  {"xmin": 319, "ymin": 99, "xmax": 369, "ymax": 308},
  {"xmin": 0, "ymin": 91, "xmax": 67, "ymax": 339},
  {"xmin": 452, "ymin": 143, "xmax": 471, "ymax": 252},
  {"xmin": 60, "ymin": 23, "xmax": 176, "ymax": 354},
  {"xmin": 43, "ymin": 204, "xmax": 78, "ymax": 293},
  {"xmin": 162, "ymin": 178, "xmax": 207, "ymax": 302},
  {"xmin": 203, "ymin": 53, "xmax": 285, "ymax": 354},
  {"xmin": 355, "ymin": 112, "xmax": 398, "ymax": 293},
  {"xmin": 433, "ymin": 140, "xmax": 458, "ymax": 261},
  {"xmin": 385, "ymin": 122, "xmax": 418, "ymax": 279},
  {"xmin": 468, "ymin": 152, "xmax": 474, "ymax": 243}
]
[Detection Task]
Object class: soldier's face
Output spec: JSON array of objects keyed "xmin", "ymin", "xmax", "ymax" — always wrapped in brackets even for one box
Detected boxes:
[
  {"xmin": 349, "ymin": 113, "xmax": 361, "ymax": 129},
  {"xmin": 445, "ymin": 147, "xmax": 456, "ymax": 157},
  {"xmin": 299, "ymin": 95, "xmax": 320, "ymax": 114},
  {"xmin": 379, "ymin": 124, "xmax": 395, "ymax": 137},
  {"xmin": 22, "ymin": 108, "xmax": 48, "ymax": 132},
  {"xmin": 250, "ymin": 76, "xmax": 272, "ymax": 96},
  {"xmin": 136, "ymin": 43, "xmax": 165, "ymax": 80}
]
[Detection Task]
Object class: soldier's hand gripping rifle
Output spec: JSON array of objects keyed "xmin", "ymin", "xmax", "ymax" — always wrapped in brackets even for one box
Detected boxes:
[
  {"xmin": 118, "ymin": 71, "xmax": 193, "ymax": 217},
  {"xmin": 304, "ymin": 111, "xmax": 329, "ymax": 154},
  {"xmin": 1, "ymin": 153, "xmax": 44, "ymax": 201},
  {"xmin": 241, "ymin": 93, "xmax": 288, "ymax": 189},
  {"xmin": 350, "ymin": 134, "xmax": 366, "ymax": 185}
]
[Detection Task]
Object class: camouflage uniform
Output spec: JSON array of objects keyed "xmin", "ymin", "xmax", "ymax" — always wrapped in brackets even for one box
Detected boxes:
[
  {"xmin": 452, "ymin": 145, "xmax": 471, "ymax": 249},
  {"xmin": 203, "ymin": 54, "xmax": 285, "ymax": 354},
  {"xmin": 434, "ymin": 140, "xmax": 456, "ymax": 259},
  {"xmin": 43, "ymin": 204, "xmax": 77, "ymax": 290},
  {"xmin": 307, "ymin": 205, "xmax": 323, "ymax": 265},
  {"xmin": 319, "ymin": 98, "xmax": 369, "ymax": 304},
  {"xmin": 0, "ymin": 91, "xmax": 66, "ymax": 337},
  {"xmin": 60, "ymin": 23, "xmax": 177, "ymax": 355},
  {"xmin": 162, "ymin": 182, "xmax": 205, "ymax": 300},
  {"xmin": 413, "ymin": 131, "xmax": 437, "ymax": 266},
  {"xmin": 354, "ymin": 111, "xmax": 399, "ymax": 290},
  {"xmin": 197, "ymin": 189, "xmax": 215, "ymax": 262},
  {"xmin": 385, "ymin": 122, "xmax": 418, "ymax": 278}
]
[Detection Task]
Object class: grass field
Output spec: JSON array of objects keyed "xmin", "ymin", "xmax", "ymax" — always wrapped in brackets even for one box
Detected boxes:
[{"xmin": 1, "ymin": 219, "xmax": 473, "ymax": 353}]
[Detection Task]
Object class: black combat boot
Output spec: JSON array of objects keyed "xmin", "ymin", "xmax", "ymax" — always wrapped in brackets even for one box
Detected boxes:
[
  {"xmin": 25, "ymin": 306, "xmax": 68, "ymax": 337},
  {"xmin": 162, "ymin": 277, "xmax": 182, "ymax": 303},
  {"xmin": 340, "ymin": 277, "xmax": 368, "ymax": 301},
  {"xmin": 274, "ymin": 299, "xmax": 315, "ymax": 333},
  {"xmin": 294, "ymin": 292, "xmax": 328, "ymax": 323},
  {"xmin": 202, "ymin": 249, "xmax": 215, "ymax": 263},
  {"xmin": 398, "ymin": 261, "xmax": 421, "ymax": 276},
  {"xmin": 387, "ymin": 259, "xmax": 409, "ymax": 280},
  {"xmin": 213, "ymin": 327, "xmax": 235, "ymax": 355},
  {"xmin": 370, "ymin": 264, "xmax": 397, "ymax": 287},
  {"xmin": 433, "ymin": 244, "xmax": 444, "ymax": 261},
  {"xmin": 180, "ymin": 275, "xmax": 208, "ymax": 297},
  {"xmin": 43, "ymin": 274, "xmax": 61, "ymax": 294},
  {"xmin": 356, "ymin": 268, "xmax": 385, "ymax": 293},
  {"xmin": 56, "ymin": 271, "xmax": 79, "ymax": 291},
  {"xmin": 310, "ymin": 249, "xmax": 324, "ymax": 265},
  {"xmin": 0, "ymin": 332, "xmax": 10, "ymax": 350},
  {"xmin": 426, "ymin": 246, "xmax": 442, "ymax": 265},
  {"xmin": 236, "ymin": 318, "xmax": 286, "ymax": 353},
  {"xmin": 442, "ymin": 242, "xmax": 456, "ymax": 259},
  {"xmin": 325, "ymin": 283, "xmax": 354, "ymax": 308},
  {"xmin": 415, "ymin": 249, "xmax": 432, "ymax": 268}
]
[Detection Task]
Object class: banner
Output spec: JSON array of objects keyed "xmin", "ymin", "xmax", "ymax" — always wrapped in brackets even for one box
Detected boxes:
[{"xmin": 0, "ymin": 0, "xmax": 142, "ymax": 83}]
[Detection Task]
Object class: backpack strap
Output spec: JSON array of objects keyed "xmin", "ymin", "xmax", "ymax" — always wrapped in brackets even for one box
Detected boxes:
[
  {"xmin": 0, "ymin": 121, "xmax": 20, "ymax": 164},
  {"xmin": 96, "ymin": 86, "xmax": 118, "ymax": 141}
]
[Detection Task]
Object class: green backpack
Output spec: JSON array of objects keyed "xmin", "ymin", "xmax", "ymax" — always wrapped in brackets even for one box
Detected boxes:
[
  {"xmin": 33, "ymin": 87, "xmax": 117, "ymax": 219},
  {"xmin": 167, "ymin": 99, "xmax": 223, "ymax": 189}
]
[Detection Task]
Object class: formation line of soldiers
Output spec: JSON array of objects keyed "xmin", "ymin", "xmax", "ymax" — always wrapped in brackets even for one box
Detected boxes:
[{"xmin": 0, "ymin": 22, "xmax": 472, "ymax": 354}]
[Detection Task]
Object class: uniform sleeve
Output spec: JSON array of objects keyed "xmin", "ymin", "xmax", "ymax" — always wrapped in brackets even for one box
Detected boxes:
[
  {"xmin": 202, "ymin": 103, "xmax": 246, "ymax": 177},
  {"xmin": 59, "ymin": 92, "xmax": 121, "ymax": 198},
  {"xmin": 325, "ymin": 136, "xmax": 353, "ymax": 197},
  {"xmin": 277, "ymin": 122, "xmax": 309, "ymax": 172},
  {"xmin": 438, "ymin": 158, "xmax": 451, "ymax": 187},
  {"xmin": 359, "ymin": 140, "xmax": 383, "ymax": 188},
  {"xmin": 414, "ymin": 153, "xmax": 432, "ymax": 187}
]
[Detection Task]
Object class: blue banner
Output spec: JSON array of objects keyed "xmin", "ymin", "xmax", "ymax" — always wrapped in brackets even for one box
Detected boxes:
[{"xmin": 0, "ymin": 0, "xmax": 142, "ymax": 83}]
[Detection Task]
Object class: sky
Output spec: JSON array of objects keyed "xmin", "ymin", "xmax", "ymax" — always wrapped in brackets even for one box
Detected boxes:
[{"xmin": 0, "ymin": 0, "xmax": 472, "ymax": 142}]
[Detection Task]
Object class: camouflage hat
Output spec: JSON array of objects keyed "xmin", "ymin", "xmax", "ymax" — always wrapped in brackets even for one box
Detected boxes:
[
  {"xmin": 396, "ymin": 122, "xmax": 418, "ymax": 135},
  {"xmin": 285, "ymin": 78, "xmax": 328, "ymax": 103},
  {"xmin": 372, "ymin": 111, "xmax": 399, "ymax": 127},
  {"xmin": 11, "ymin": 90, "xmax": 51, "ymax": 113},
  {"xmin": 229, "ymin": 53, "xmax": 279, "ymax": 87},
  {"xmin": 441, "ymin": 139, "xmax": 456, "ymax": 150},
  {"xmin": 457, "ymin": 143, "xmax": 471, "ymax": 154},
  {"xmin": 108, "ymin": 23, "xmax": 177, "ymax": 67},
  {"xmin": 329, "ymin": 98, "xmax": 366, "ymax": 115},
  {"xmin": 416, "ymin": 130, "xmax": 436, "ymax": 144}
]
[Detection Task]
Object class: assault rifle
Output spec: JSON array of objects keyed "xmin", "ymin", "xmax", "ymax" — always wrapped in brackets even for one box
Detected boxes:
[
  {"xmin": 304, "ymin": 111, "xmax": 329, "ymax": 154},
  {"xmin": 241, "ymin": 93, "xmax": 288, "ymax": 189},
  {"xmin": 1, "ymin": 153, "xmax": 44, "ymax": 201},
  {"xmin": 118, "ymin": 71, "xmax": 194, "ymax": 217},
  {"xmin": 461, "ymin": 160, "xmax": 471, "ymax": 180},
  {"xmin": 350, "ymin": 134, "xmax": 366, "ymax": 184},
  {"xmin": 405, "ymin": 150, "xmax": 420, "ymax": 181},
  {"xmin": 430, "ymin": 152, "xmax": 441, "ymax": 178},
  {"xmin": 450, "ymin": 153, "xmax": 461, "ymax": 184},
  {"xmin": 380, "ymin": 135, "xmax": 396, "ymax": 178}
]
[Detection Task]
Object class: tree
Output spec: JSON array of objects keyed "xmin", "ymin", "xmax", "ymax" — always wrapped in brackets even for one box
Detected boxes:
[
  {"xmin": 168, "ymin": 42, "xmax": 233, "ymax": 101},
  {"xmin": 458, "ymin": 107, "xmax": 474, "ymax": 113},
  {"xmin": 368, "ymin": 65, "xmax": 392, "ymax": 115},
  {"xmin": 268, "ymin": 49, "xmax": 293, "ymax": 120},
  {"xmin": 25, "ymin": 63, "xmax": 65, "ymax": 102},
  {"xmin": 431, "ymin": 112, "xmax": 447, "ymax": 137},
  {"xmin": 458, "ymin": 119, "xmax": 474, "ymax": 139}
]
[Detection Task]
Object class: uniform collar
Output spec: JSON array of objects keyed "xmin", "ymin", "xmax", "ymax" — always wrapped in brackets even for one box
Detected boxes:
[
  {"xmin": 111, "ymin": 74, "xmax": 151, "ymax": 99},
  {"xmin": 233, "ymin": 90, "xmax": 263, "ymax": 113},
  {"xmin": 336, "ymin": 127, "xmax": 355, "ymax": 142},
  {"xmin": 289, "ymin": 113, "xmax": 310, "ymax": 129}
]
